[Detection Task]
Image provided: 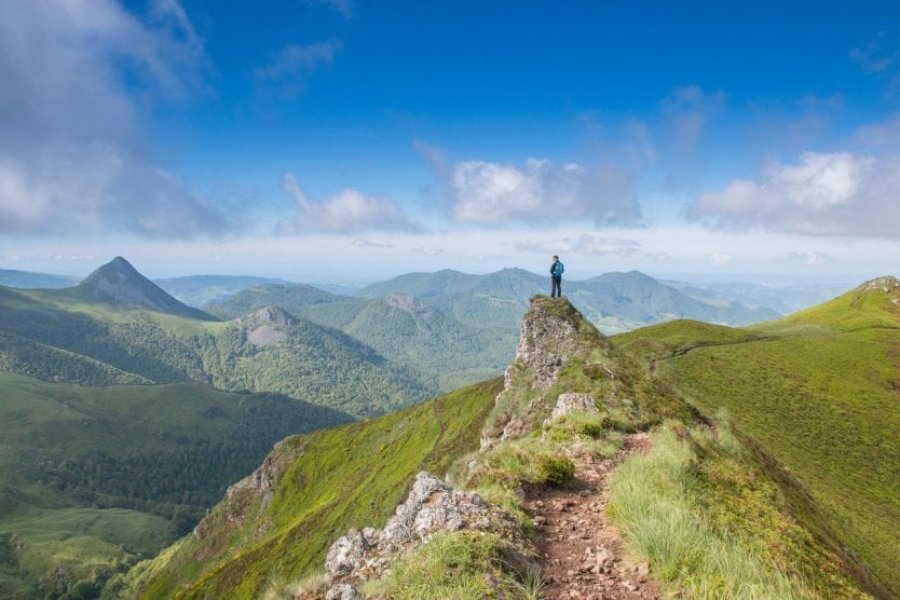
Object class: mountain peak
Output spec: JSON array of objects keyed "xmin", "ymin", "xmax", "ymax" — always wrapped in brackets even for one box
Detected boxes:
[
  {"xmin": 76, "ymin": 257, "xmax": 214, "ymax": 319},
  {"xmin": 235, "ymin": 305, "xmax": 299, "ymax": 327}
]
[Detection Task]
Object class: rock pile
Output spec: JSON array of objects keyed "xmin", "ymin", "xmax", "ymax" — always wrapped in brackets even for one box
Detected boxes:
[{"xmin": 323, "ymin": 472, "xmax": 533, "ymax": 598}]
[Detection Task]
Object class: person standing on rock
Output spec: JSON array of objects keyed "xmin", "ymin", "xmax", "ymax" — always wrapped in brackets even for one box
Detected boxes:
[{"xmin": 550, "ymin": 255, "xmax": 564, "ymax": 298}]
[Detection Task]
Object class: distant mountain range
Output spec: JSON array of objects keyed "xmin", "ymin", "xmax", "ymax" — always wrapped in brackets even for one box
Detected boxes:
[{"xmin": 0, "ymin": 269, "xmax": 78, "ymax": 289}]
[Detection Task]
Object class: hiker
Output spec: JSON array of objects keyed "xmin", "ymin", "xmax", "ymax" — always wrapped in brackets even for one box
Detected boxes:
[{"xmin": 550, "ymin": 255, "xmax": 564, "ymax": 297}]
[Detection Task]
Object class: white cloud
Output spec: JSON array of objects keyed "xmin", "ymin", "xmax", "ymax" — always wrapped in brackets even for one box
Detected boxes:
[
  {"xmin": 517, "ymin": 234, "xmax": 645, "ymax": 258},
  {"xmin": 352, "ymin": 238, "xmax": 395, "ymax": 248},
  {"xmin": 0, "ymin": 0, "xmax": 228, "ymax": 238},
  {"xmin": 789, "ymin": 251, "xmax": 832, "ymax": 267},
  {"xmin": 410, "ymin": 246, "xmax": 443, "ymax": 256},
  {"xmin": 450, "ymin": 158, "xmax": 639, "ymax": 225},
  {"xmin": 708, "ymin": 252, "xmax": 734, "ymax": 267},
  {"xmin": 280, "ymin": 174, "xmax": 416, "ymax": 234},
  {"xmin": 689, "ymin": 151, "xmax": 900, "ymax": 237},
  {"xmin": 255, "ymin": 40, "xmax": 342, "ymax": 99}
]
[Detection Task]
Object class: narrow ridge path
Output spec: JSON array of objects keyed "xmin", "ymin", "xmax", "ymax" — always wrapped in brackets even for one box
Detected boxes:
[{"xmin": 524, "ymin": 433, "xmax": 661, "ymax": 600}]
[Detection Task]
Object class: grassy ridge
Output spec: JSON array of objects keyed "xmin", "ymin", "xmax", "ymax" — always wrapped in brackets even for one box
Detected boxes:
[
  {"xmin": 614, "ymin": 283, "xmax": 900, "ymax": 595},
  {"xmin": 121, "ymin": 378, "xmax": 502, "ymax": 600}
]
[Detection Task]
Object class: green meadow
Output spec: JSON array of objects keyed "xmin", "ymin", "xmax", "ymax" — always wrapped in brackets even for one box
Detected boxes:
[{"xmin": 614, "ymin": 282, "xmax": 900, "ymax": 595}]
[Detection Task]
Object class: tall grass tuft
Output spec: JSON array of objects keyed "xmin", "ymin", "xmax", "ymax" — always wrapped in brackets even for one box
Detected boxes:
[{"xmin": 608, "ymin": 426, "xmax": 809, "ymax": 599}]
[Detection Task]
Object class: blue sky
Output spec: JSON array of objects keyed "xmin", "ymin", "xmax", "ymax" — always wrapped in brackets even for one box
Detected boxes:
[{"xmin": 1, "ymin": 0, "xmax": 899, "ymax": 283}]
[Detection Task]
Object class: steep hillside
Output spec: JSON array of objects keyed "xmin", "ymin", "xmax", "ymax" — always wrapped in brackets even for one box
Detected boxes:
[
  {"xmin": 118, "ymin": 378, "xmax": 502, "ymax": 599},
  {"xmin": 124, "ymin": 296, "xmax": 875, "ymax": 599},
  {"xmin": 0, "ymin": 373, "xmax": 351, "ymax": 600},
  {"xmin": 615, "ymin": 276, "xmax": 900, "ymax": 596}
]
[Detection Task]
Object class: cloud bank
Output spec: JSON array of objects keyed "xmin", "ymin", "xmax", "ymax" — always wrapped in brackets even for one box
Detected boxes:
[
  {"xmin": 690, "ymin": 151, "xmax": 900, "ymax": 238},
  {"xmin": 0, "ymin": 0, "xmax": 229, "ymax": 238},
  {"xmin": 280, "ymin": 174, "xmax": 417, "ymax": 234},
  {"xmin": 450, "ymin": 158, "xmax": 640, "ymax": 226}
]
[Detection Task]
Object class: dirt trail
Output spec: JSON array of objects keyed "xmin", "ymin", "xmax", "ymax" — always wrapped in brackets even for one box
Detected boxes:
[{"xmin": 524, "ymin": 433, "xmax": 661, "ymax": 600}]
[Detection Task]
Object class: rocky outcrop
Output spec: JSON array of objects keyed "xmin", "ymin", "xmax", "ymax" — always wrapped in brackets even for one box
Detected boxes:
[
  {"xmin": 859, "ymin": 275, "xmax": 899, "ymax": 293},
  {"xmin": 195, "ymin": 440, "xmax": 303, "ymax": 538},
  {"xmin": 323, "ymin": 472, "xmax": 533, "ymax": 597},
  {"xmin": 385, "ymin": 292, "xmax": 431, "ymax": 316},
  {"xmin": 509, "ymin": 298, "xmax": 581, "ymax": 390},
  {"xmin": 550, "ymin": 392, "xmax": 599, "ymax": 421}
]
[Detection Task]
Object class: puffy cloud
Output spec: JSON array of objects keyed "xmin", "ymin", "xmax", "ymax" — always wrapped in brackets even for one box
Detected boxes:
[
  {"xmin": 0, "ymin": 0, "xmax": 229, "ymax": 238},
  {"xmin": 689, "ymin": 151, "xmax": 900, "ymax": 237},
  {"xmin": 255, "ymin": 40, "xmax": 342, "ymax": 99},
  {"xmin": 450, "ymin": 158, "xmax": 640, "ymax": 226},
  {"xmin": 280, "ymin": 174, "xmax": 416, "ymax": 234}
]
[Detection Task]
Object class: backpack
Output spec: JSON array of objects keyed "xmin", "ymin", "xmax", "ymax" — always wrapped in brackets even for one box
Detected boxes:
[{"xmin": 553, "ymin": 261, "xmax": 565, "ymax": 277}]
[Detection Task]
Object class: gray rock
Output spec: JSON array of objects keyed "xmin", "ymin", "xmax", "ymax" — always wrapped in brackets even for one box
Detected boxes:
[
  {"xmin": 325, "ymin": 529, "xmax": 372, "ymax": 577},
  {"xmin": 550, "ymin": 393, "xmax": 598, "ymax": 421},
  {"xmin": 325, "ymin": 583, "xmax": 362, "ymax": 600}
]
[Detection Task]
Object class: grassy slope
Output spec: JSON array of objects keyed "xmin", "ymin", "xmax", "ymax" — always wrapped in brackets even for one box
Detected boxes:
[
  {"xmin": 0, "ymin": 372, "xmax": 351, "ymax": 599},
  {"xmin": 614, "ymin": 284, "xmax": 900, "ymax": 595},
  {"xmin": 121, "ymin": 378, "xmax": 502, "ymax": 600}
]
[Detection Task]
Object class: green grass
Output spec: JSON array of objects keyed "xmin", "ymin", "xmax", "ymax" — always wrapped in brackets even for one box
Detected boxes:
[
  {"xmin": 614, "ymin": 284, "xmax": 900, "ymax": 596},
  {"xmin": 608, "ymin": 425, "xmax": 863, "ymax": 599},
  {"xmin": 120, "ymin": 378, "xmax": 503, "ymax": 600},
  {"xmin": 362, "ymin": 531, "xmax": 527, "ymax": 600}
]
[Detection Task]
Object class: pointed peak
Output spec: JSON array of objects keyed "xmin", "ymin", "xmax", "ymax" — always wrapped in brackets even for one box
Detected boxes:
[{"xmin": 74, "ymin": 257, "xmax": 213, "ymax": 319}]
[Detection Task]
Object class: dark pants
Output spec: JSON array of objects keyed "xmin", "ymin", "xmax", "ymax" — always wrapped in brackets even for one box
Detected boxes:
[{"xmin": 551, "ymin": 275, "xmax": 562, "ymax": 297}]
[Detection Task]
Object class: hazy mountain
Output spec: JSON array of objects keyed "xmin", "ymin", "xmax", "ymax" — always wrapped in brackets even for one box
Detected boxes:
[
  {"xmin": 663, "ymin": 279, "xmax": 851, "ymax": 314},
  {"xmin": 155, "ymin": 275, "xmax": 290, "ymax": 306},
  {"xmin": 205, "ymin": 282, "xmax": 358, "ymax": 321},
  {"xmin": 358, "ymin": 268, "xmax": 780, "ymax": 332},
  {"xmin": 0, "ymin": 269, "xmax": 78, "ymax": 289}
]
